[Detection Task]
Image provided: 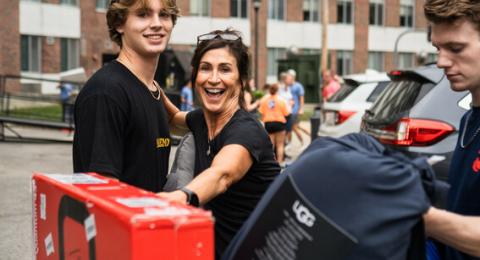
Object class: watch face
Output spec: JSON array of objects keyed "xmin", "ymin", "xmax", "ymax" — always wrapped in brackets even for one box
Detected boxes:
[
  {"xmin": 189, "ymin": 193, "xmax": 199, "ymax": 207},
  {"xmin": 181, "ymin": 188, "xmax": 199, "ymax": 207}
]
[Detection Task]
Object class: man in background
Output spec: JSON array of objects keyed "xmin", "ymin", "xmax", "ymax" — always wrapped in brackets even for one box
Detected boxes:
[
  {"xmin": 285, "ymin": 69, "xmax": 309, "ymax": 146},
  {"xmin": 180, "ymin": 81, "xmax": 194, "ymax": 111}
]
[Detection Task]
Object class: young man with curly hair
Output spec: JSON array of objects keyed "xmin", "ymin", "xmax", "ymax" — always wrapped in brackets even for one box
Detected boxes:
[{"xmin": 73, "ymin": 0, "xmax": 179, "ymax": 192}]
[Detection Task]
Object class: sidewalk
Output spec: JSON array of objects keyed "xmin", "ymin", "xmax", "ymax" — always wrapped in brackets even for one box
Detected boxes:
[{"xmin": 284, "ymin": 120, "xmax": 312, "ymax": 163}]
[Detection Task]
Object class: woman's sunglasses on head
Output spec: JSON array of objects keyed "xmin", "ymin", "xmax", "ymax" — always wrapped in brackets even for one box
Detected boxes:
[{"xmin": 196, "ymin": 33, "xmax": 241, "ymax": 46}]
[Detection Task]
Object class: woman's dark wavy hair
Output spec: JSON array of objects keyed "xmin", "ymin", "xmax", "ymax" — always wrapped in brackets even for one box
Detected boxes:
[
  {"xmin": 190, "ymin": 29, "xmax": 251, "ymax": 110},
  {"xmin": 106, "ymin": 0, "xmax": 179, "ymax": 48},
  {"xmin": 424, "ymin": 0, "xmax": 480, "ymax": 33}
]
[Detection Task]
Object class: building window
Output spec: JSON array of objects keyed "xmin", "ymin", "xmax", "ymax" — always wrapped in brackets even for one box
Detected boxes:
[
  {"xmin": 336, "ymin": 51, "xmax": 353, "ymax": 76},
  {"xmin": 268, "ymin": 0, "xmax": 285, "ymax": 20},
  {"xmin": 398, "ymin": 53, "xmax": 415, "ymax": 69},
  {"xmin": 21, "ymin": 35, "xmax": 41, "ymax": 72},
  {"xmin": 61, "ymin": 38, "xmax": 80, "ymax": 71},
  {"xmin": 303, "ymin": 0, "xmax": 319, "ymax": 22},
  {"xmin": 231, "ymin": 0, "xmax": 248, "ymax": 18},
  {"xmin": 337, "ymin": 0, "xmax": 353, "ymax": 24},
  {"xmin": 60, "ymin": 0, "xmax": 78, "ymax": 6},
  {"xmin": 400, "ymin": 0, "xmax": 414, "ymax": 27},
  {"xmin": 368, "ymin": 52, "xmax": 384, "ymax": 71},
  {"xmin": 267, "ymin": 48, "xmax": 287, "ymax": 76},
  {"xmin": 96, "ymin": 0, "xmax": 108, "ymax": 10},
  {"xmin": 369, "ymin": 0, "xmax": 384, "ymax": 26},
  {"xmin": 190, "ymin": 0, "xmax": 210, "ymax": 16}
]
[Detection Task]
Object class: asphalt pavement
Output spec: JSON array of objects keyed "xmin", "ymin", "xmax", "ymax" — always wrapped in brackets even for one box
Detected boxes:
[{"xmin": 0, "ymin": 122, "xmax": 311, "ymax": 259}]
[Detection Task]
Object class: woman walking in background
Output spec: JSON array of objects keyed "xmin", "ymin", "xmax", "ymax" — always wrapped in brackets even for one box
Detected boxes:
[{"xmin": 259, "ymin": 83, "xmax": 290, "ymax": 165}]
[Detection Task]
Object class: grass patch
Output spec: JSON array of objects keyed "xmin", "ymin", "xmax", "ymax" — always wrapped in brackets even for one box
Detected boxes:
[
  {"xmin": 299, "ymin": 109, "xmax": 314, "ymax": 121},
  {"xmin": 0, "ymin": 105, "xmax": 63, "ymax": 122}
]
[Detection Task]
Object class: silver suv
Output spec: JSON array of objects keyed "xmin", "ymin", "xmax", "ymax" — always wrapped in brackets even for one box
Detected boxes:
[{"xmin": 361, "ymin": 63, "xmax": 471, "ymax": 181}]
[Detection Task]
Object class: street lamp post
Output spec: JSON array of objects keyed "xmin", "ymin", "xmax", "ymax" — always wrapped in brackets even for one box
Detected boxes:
[{"xmin": 253, "ymin": 0, "xmax": 261, "ymax": 90}]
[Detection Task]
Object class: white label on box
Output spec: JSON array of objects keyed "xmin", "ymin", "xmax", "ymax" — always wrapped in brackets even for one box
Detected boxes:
[
  {"xmin": 144, "ymin": 207, "xmax": 191, "ymax": 217},
  {"xmin": 84, "ymin": 214, "xmax": 97, "ymax": 242},
  {"xmin": 44, "ymin": 233, "xmax": 54, "ymax": 256},
  {"xmin": 45, "ymin": 174, "xmax": 108, "ymax": 184},
  {"xmin": 40, "ymin": 194, "xmax": 46, "ymax": 220},
  {"xmin": 116, "ymin": 197, "xmax": 168, "ymax": 208}
]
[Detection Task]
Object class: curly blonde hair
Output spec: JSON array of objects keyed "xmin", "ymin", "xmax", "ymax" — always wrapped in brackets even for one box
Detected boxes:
[{"xmin": 106, "ymin": 0, "xmax": 180, "ymax": 48}]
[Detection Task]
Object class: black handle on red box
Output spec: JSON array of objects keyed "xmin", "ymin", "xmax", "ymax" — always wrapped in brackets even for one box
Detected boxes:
[{"xmin": 58, "ymin": 195, "xmax": 96, "ymax": 260}]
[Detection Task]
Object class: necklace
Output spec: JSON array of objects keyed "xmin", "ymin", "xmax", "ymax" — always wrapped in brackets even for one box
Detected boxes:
[
  {"xmin": 149, "ymin": 81, "xmax": 161, "ymax": 100},
  {"xmin": 460, "ymin": 110, "xmax": 480, "ymax": 148},
  {"xmin": 116, "ymin": 58, "xmax": 160, "ymax": 100}
]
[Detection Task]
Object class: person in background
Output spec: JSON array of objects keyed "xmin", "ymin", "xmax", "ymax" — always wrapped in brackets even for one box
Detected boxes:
[
  {"xmin": 58, "ymin": 81, "xmax": 73, "ymax": 123},
  {"xmin": 258, "ymin": 83, "xmax": 290, "ymax": 166},
  {"xmin": 422, "ymin": 0, "xmax": 480, "ymax": 258},
  {"xmin": 322, "ymin": 69, "xmax": 341, "ymax": 101},
  {"xmin": 73, "ymin": 0, "xmax": 179, "ymax": 192},
  {"xmin": 243, "ymin": 78, "xmax": 259, "ymax": 113},
  {"xmin": 158, "ymin": 29, "xmax": 280, "ymax": 259},
  {"xmin": 285, "ymin": 69, "xmax": 310, "ymax": 146},
  {"xmin": 180, "ymin": 80, "xmax": 194, "ymax": 111}
]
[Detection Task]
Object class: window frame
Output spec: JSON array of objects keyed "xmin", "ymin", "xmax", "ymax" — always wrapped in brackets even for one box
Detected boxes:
[
  {"xmin": 60, "ymin": 0, "xmax": 78, "ymax": 6},
  {"xmin": 369, "ymin": 0, "xmax": 384, "ymax": 26},
  {"xmin": 21, "ymin": 35, "xmax": 42, "ymax": 73},
  {"xmin": 230, "ymin": 0, "xmax": 248, "ymax": 19},
  {"xmin": 96, "ymin": 0, "xmax": 109, "ymax": 11},
  {"xmin": 61, "ymin": 38, "xmax": 80, "ymax": 72},
  {"xmin": 267, "ymin": 48, "xmax": 287, "ymax": 77},
  {"xmin": 337, "ymin": 0, "xmax": 353, "ymax": 24},
  {"xmin": 268, "ymin": 0, "xmax": 286, "ymax": 21},
  {"xmin": 336, "ymin": 50, "xmax": 353, "ymax": 76},
  {"xmin": 190, "ymin": 0, "xmax": 210, "ymax": 17},
  {"xmin": 303, "ymin": 0, "xmax": 319, "ymax": 22},
  {"xmin": 368, "ymin": 51, "xmax": 385, "ymax": 72},
  {"xmin": 399, "ymin": 0, "xmax": 414, "ymax": 28}
]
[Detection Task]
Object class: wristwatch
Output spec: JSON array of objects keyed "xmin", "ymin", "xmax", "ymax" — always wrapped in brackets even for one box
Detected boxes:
[{"xmin": 180, "ymin": 187, "xmax": 200, "ymax": 207}]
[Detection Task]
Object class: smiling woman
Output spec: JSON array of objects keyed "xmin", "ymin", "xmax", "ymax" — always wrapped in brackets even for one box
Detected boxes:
[{"xmin": 159, "ymin": 29, "xmax": 281, "ymax": 259}]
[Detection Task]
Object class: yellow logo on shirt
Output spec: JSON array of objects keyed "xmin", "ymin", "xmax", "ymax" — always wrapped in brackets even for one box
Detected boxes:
[{"xmin": 156, "ymin": 138, "xmax": 170, "ymax": 148}]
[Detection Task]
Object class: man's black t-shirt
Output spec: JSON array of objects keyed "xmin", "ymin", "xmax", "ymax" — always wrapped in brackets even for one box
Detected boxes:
[
  {"xmin": 186, "ymin": 108, "xmax": 280, "ymax": 258},
  {"xmin": 446, "ymin": 107, "xmax": 480, "ymax": 260},
  {"xmin": 73, "ymin": 60, "xmax": 171, "ymax": 192}
]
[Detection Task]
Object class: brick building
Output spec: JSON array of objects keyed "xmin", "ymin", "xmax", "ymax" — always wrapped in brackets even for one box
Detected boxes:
[{"xmin": 1, "ymin": 0, "xmax": 435, "ymax": 100}]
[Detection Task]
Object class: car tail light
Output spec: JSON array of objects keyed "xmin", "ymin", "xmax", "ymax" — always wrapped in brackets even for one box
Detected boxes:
[
  {"xmin": 337, "ymin": 111, "xmax": 356, "ymax": 125},
  {"xmin": 376, "ymin": 118, "xmax": 454, "ymax": 146},
  {"xmin": 324, "ymin": 110, "xmax": 356, "ymax": 126},
  {"xmin": 389, "ymin": 70, "xmax": 402, "ymax": 76}
]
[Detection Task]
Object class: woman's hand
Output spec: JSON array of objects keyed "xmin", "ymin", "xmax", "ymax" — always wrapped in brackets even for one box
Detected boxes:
[{"xmin": 157, "ymin": 190, "xmax": 188, "ymax": 205}]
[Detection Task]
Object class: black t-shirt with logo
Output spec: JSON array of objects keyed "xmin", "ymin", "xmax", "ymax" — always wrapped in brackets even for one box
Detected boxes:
[
  {"xmin": 73, "ymin": 60, "xmax": 171, "ymax": 192},
  {"xmin": 186, "ymin": 108, "xmax": 280, "ymax": 259}
]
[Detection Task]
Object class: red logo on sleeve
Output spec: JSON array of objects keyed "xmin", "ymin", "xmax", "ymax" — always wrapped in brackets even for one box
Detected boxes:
[{"xmin": 473, "ymin": 152, "xmax": 480, "ymax": 173}]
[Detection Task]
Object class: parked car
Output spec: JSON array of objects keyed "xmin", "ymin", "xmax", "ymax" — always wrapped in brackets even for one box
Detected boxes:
[
  {"xmin": 361, "ymin": 64, "xmax": 471, "ymax": 181},
  {"xmin": 318, "ymin": 72, "xmax": 390, "ymax": 138}
]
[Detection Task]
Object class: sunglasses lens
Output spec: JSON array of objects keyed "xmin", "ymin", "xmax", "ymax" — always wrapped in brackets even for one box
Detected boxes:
[
  {"xmin": 221, "ymin": 34, "xmax": 239, "ymax": 41},
  {"xmin": 197, "ymin": 32, "xmax": 241, "ymax": 45},
  {"xmin": 198, "ymin": 34, "xmax": 216, "ymax": 42}
]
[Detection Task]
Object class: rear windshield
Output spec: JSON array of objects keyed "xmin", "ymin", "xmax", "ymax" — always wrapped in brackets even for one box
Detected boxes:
[
  {"xmin": 328, "ymin": 84, "xmax": 356, "ymax": 102},
  {"xmin": 364, "ymin": 79, "xmax": 434, "ymax": 125},
  {"xmin": 366, "ymin": 81, "xmax": 390, "ymax": 102}
]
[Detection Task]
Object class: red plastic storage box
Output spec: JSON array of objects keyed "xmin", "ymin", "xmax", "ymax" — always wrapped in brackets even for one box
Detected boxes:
[{"xmin": 32, "ymin": 172, "xmax": 214, "ymax": 260}]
